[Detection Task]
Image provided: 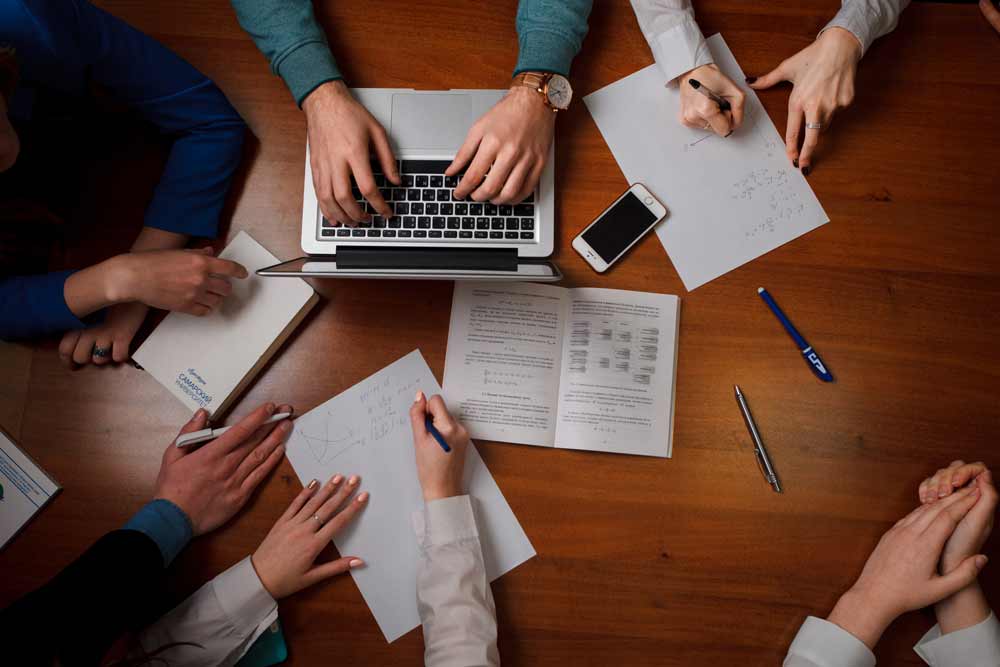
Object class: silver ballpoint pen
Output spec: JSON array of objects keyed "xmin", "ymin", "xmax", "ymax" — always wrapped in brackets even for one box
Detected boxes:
[{"xmin": 734, "ymin": 385, "xmax": 782, "ymax": 493}]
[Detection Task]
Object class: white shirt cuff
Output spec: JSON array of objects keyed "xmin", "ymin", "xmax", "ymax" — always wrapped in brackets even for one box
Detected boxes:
[
  {"xmin": 914, "ymin": 611, "xmax": 1000, "ymax": 666},
  {"xmin": 648, "ymin": 19, "xmax": 714, "ymax": 84},
  {"xmin": 786, "ymin": 617, "xmax": 876, "ymax": 667},
  {"xmin": 413, "ymin": 495, "xmax": 478, "ymax": 548},
  {"xmin": 212, "ymin": 556, "xmax": 279, "ymax": 632}
]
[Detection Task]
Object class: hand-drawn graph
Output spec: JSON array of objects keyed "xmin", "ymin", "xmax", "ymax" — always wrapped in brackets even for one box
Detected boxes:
[{"xmin": 297, "ymin": 418, "xmax": 366, "ymax": 466}]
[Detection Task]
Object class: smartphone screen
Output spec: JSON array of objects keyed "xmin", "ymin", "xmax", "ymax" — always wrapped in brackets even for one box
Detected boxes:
[{"xmin": 581, "ymin": 192, "xmax": 659, "ymax": 264}]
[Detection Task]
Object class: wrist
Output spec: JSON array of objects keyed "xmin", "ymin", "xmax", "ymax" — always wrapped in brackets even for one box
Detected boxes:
[
  {"xmin": 820, "ymin": 27, "xmax": 863, "ymax": 62},
  {"xmin": 827, "ymin": 588, "xmax": 895, "ymax": 650},
  {"xmin": 423, "ymin": 485, "xmax": 461, "ymax": 502},
  {"xmin": 102, "ymin": 254, "xmax": 136, "ymax": 304},
  {"xmin": 935, "ymin": 581, "xmax": 991, "ymax": 634},
  {"xmin": 302, "ymin": 79, "xmax": 349, "ymax": 118}
]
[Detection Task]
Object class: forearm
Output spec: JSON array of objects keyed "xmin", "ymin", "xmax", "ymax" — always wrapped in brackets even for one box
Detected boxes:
[
  {"xmin": 935, "ymin": 582, "xmax": 992, "ymax": 635},
  {"xmin": 628, "ymin": 0, "xmax": 712, "ymax": 82},
  {"xmin": 63, "ymin": 259, "xmax": 123, "ymax": 318},
  {"xmin": 131, "ymin": 227, "xmax": 188, "ymax": 253},
  {"xmin": 822, "ymin": 0, "xmax": 911, "ymax": 56},
  {"xmin": 826, "ymin": 589, "xmax": 894, "ymax": 651}
]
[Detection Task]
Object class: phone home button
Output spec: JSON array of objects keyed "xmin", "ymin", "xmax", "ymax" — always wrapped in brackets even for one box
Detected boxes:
[{"xmin": 644, "ymin": 196, "xmax": 653, "ymax": 205}]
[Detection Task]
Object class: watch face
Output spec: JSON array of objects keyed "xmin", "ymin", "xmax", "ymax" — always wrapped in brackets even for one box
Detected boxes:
[{"xmin": 546, "ymin": 75, "xmax": 573, "ymax": 110}]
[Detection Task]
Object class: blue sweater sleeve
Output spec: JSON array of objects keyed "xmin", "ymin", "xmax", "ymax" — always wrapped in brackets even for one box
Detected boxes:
[
  {"xmin": 69, "ymin": 0, "xmax": 246, "ymax": 238},
  {"xmin": 514, "ymin": 0, "xmax": 593, "ymax": 77},
  {"xmin": 0, "ymin": 270, "xmax": 91, "ymax": 340},
  {"xmin": 123, "ymin": 499, "xmax": 194, "ymax": 567}
]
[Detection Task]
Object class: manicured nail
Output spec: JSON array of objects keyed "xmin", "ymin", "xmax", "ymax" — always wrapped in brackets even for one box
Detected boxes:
[
  {"xmin": 745, "ymin": 76, "xmax": 757, "ymax": 84},
  {"xmin": 792, "ymin": 159, "xmax": 799, "ymax": 168},
  {"xmin": 308, "ymin": 479, "xmax": 319, "ymax": 489},
  {"xmin": 939, "ymin": 488, "xmax": 949, "ymax": 498},
  {"xmin": 976, "ymin": 555, "xmax": 989, "ymax": 569},
  {"xmin": 357, "ymin": 492, "xmax": 369, "ymax": 503},
  {"xmin": 802, "ymin": 166, "xmax": 811, "ymax": 177},
  {"xmin": 348, "ymin": 475, "xmax": 359, "ymax": 486},
  {"xmin": 414, "ymin": 390, "xmax": 425, "ymax": 403},
  {"xmin": 349, "ymin": 558, "xmax": 365, "ymax": 568},
  {"xmin": 332, "ymin": 474, "xmax": 344, "ymax": 485}
]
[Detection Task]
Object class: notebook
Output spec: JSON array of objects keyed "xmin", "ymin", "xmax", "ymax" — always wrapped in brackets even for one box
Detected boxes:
[
  {"xmin": 133, "ymin": 231, "xmax": 319, "ymax": 418},
  {"xmin": 442, "ymin": 282, "xmax": 681, "ymax": 458},
  {"xmin": 0, "ymin": 426, "xmax": 60, "ymax": 550}
]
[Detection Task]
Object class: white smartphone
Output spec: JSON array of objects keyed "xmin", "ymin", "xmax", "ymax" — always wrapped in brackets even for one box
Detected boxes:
[{"xmin": 572, "ymin": 183, "xmax": 667, "ymax": 273}]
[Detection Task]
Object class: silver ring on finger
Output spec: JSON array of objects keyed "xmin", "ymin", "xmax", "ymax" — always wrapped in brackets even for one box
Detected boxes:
[
  {"xmin": 92, "ymin": 345, "xmax": 111, "ymax": 358},
  {"xmin": 805, "ymin": 122, "xmax": 822, "ymax": 130},
  {"xmin": 312, "ymin": 514, "xmax": 324, "ymax": 527}
]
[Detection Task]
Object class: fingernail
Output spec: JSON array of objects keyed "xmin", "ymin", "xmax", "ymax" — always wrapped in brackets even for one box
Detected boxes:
[
  {"xmin": 975, "ymin": 555, "xmax": 989, "ymax": 569},
  {"xmin": 196, "ymin": 408, "xmax": 207, "ymax": 418},
  {"xmin": 266, "ymin": 402, "xmax": 276, "ymax": 414},
  {"xmin": 308, "ymin": 479, "xmax": 319, "ymax": 489},
  {"xmin": 357, "ymin": 492, "xmax": 369, "ymax": 503},
  {"xmin": 349, "ymin": 558, "xmax": 365, "ymax": 568},
  {"xmin": 332, "ymin": 474, "xmax": 344, "ymax": 485},
  {"xmin": 792, "ymin": 159, "xmax": 799, "ymax": 168},
  {"xmin": 414, "ymin": 390, "xmax": 424, "ymax": 403},
  {"xmin": 348, "ymin": 475, "xmax": 359, "ymax": 485},
  {"xmin": 802, "ymin": 166, "xmax": 811, "ymax": 177},
  {"xmin": 745, "ymin": 76, "xmax": 757, "ymax": 84},
  {"xmin": 939, "ymin": 489, "xmax": 949, "ymax": 498},
  {"xmin": 725, "ymin": 129, "xmax": 734, "ymax": 138}
]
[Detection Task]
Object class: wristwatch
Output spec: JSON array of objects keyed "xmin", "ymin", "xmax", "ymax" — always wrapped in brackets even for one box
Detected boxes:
[{"xmin": 514, "ymin": 72, "xmax": 573, "ymax": 112}]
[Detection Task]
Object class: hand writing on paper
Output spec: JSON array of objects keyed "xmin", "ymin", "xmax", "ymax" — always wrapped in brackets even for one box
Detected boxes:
[{"xmin": 410, "ymin": 392, "xmax": 469, "ymax": 501}]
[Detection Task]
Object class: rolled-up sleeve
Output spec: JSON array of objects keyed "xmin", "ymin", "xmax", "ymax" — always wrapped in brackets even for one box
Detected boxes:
[
  {"xmin": 629, "ymin": 0, "xmax": 713, "ymax": 83},
  {"xmin": 913, "ymin": 611, "xmax": 1000, "ymax": 666},
  {"xmin": 514, "ymin": 0, "xmax": 593, "ymax": 77},
  {"xmin": 414, "ymin": 495, "xmax": 499, "ymax": 667},
  {"xmin": 820, "ymin": 0, "xmax": 911, "ymax": 56},
  {"xmin": 0, "ymin": 270, "xmax": 89, "ymax": 340},
  {"xmin": 784, "ymin": 616, "xmax": 876, "ymax": 667}
]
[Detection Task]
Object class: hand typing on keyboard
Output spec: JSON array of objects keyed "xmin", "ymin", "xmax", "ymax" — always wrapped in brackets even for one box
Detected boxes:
[
  {"xmin": 302, "ymin": 80, "xmax": 401, "ymax": 226},
  {"xmin": 447, "ymin": 83, "xmax": 555, "ymax": 206}
]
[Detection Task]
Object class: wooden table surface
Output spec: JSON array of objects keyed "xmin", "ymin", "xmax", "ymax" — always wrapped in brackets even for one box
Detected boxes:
[{"xmin": 2, "ymin": 1, "xmax": 998, "ymax": 664}]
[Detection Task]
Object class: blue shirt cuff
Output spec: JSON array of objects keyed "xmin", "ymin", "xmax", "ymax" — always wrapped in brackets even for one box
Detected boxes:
[
  {"xmin": 514, "ymin": 30, "xmax": 580, "ymax": 78},
  {"xmin": 124, "ymin": 499, "xmax": 194, "ymax": 567},
  {"xmin": 0, "ymin": 269, "xmax": 92, "ymax": 340}
]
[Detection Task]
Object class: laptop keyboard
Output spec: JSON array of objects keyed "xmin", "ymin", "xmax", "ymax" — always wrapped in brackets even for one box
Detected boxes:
[{"xmin": 319, "ymin": 160, "xmax": 537, "ymax": 244}]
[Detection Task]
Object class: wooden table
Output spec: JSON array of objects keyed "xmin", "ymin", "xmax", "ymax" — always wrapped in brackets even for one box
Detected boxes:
[{"xmin": 2, "ymin": 1, "xmax": 998, "ymax": 664}]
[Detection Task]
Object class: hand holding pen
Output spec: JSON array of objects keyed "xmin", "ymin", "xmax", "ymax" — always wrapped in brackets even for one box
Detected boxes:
[
  {"xmin": 679, "ymin": 64, "xmax": 746, "ymax": 138},
  {"xmin": 410, "ymin": 391, "xmax": 470, "ymax": 501}
]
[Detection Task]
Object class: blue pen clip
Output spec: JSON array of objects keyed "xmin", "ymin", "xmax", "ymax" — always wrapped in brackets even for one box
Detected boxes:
[{"xmin": 758, "ymin": 287, "xmax": 834, "ymax": 383}]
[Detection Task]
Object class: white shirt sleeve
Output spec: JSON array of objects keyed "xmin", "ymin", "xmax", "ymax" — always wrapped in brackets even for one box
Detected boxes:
[
  {"xmin": 820, "ymin": 0, "xmax": 911, "ymax": 56},
  {"xmin": 914, "ymin": 611, "xmax": 1000, "ymax": 667},
  {"xmin": 135, "ymin": 556, "xmax": 278, "ymax": 667},
  {"xmin": 784, "ymin": 617, "xmax": 877, "ymax": 667},
  {"xmin": 414, "ymin": 495, "xmax": 499, "ymax": 667},
  {"xmin": 628, "ymin": 0, "xmax": 714, "ymax": 83}
]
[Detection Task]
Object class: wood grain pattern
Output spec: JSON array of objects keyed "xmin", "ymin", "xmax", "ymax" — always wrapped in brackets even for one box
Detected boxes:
[{"xmin": 1, "ymin": 1, "xmax": 998, "ymax": 664}]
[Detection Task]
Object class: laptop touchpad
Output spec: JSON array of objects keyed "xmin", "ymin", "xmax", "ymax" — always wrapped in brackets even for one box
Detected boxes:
[{"xmin": 390, "ymin": 93, "xmax": 474, "ymax": 152}]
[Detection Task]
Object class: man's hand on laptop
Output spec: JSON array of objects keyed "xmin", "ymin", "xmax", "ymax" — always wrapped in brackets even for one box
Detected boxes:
[
  {"xmin": 303, "ymin": 80, "xmax": 401, "ymax": 226},
  {"xmin": 447, "ymin": 80, "xmax": 554, "ymax": 205}
]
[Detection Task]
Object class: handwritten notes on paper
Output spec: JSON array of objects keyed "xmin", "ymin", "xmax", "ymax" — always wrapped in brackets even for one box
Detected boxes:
[
  {"xmin": 583, "ymin": 34, "xmax": 828, "ymax": 291},
  {"xmin": 284, "ymin": 350, "xmax": 535, "ymax": 642}
]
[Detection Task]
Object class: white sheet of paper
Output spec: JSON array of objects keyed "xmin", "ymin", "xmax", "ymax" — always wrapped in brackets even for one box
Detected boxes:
[
  {"xmin": 284, "ymin": 350, "xmax": 535, "ymax": 642},
  {"xmin": 584, "ymin": 34, "xmax": 828, "ymax": 291},
  {"xmin": 0, "ymin": 430, "xmax": 59, "ymax": 550}
]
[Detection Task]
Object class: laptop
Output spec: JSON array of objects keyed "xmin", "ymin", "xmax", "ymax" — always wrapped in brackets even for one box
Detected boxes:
[{"xmin": 258, "ymin": 88, "xmax": 561, "ymax": 282}]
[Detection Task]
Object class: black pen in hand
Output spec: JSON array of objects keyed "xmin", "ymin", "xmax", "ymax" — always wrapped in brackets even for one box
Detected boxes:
[{"xmin": 687, "ymin": 78, "xmax": 732, "ymax": 112}]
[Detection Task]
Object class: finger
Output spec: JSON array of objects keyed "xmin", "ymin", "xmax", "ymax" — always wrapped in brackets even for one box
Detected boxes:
[
  {"xmin": 59, "ymin": 330, "xmax": 81, "ymax": 367},
  {"xmin": 514, "ymin": 161, "xmax": 545, "ymax": 204},
  {"xmin": 210, "ymin": 403, "xmax": 277, "ymax": 454},
  {"xmin": 195, "ymin": 291, "xmax": 223, "ymax": 311},
  {"xmin": 206, "ymin": 258, "xmax": 249, "ymax": 280},
  {"xmin": 298, "ymin": 473, "xmax": 346, "ymax": 522},
  {"xmin": 315, "ymin": 477, "xmax": 362, "ymax": 525},
  {"xmin": 917, "ymin": 485, "xmax": 980, "ymax": 538},
  {"xmin": 239, "ymin": 435, "xmax": 286, "ymax": 494},
  {"xmin": 235, "ymin": 419, "xmax": 292, "ymax": 486},
  {"xmin": 471, "ymin": 151, "xmax": 516, "ymax": 202},
  {"xmin": 981, "ymin": 0, "xmax": 1000, "ymax": 32},
  {"xmin": 91, "ymin": 333, "xmax": 113, "ymax": 366},
  {"xmin": 205, "ymin": 277, "xmax": 233, "ymax": 298},
  {"xmin": 705, "ymin": 110, "xmax": 732, "ymax": 138},
  {"xmin": 164, "ymin": 409, "xmax": 209, "ymax": 463},
  {"xmin": 447, "ymin": 126, "xmax": 483, "ymax": 179},
  {"xmin": 354, "ymin": 162, "xmax": 392, "ymax": 220},
  {"xmin": 950, "ymin": 463, "xmax": 989, "ymax": 492},
  {"xmin": 72, "ymin": 331, "xmax": 97, "ymax": 365},
  {"xmin": 748, "ymin": 62, "xmax": 790, "ymax": 90},
  {"xmin": 410, "ymin": 390, "xmax": 429, "ymax": 440},
  {"xmin": 316, "ymin": 174, "xmax": 352, "ymax": 226},
  {"xmin": 281, "ymin": 479, "xmax": 320, "ymax": 522},
  {"xmin": 927, "ymin": 554, "xmax": 989, "ymax": 604},
  {"xmin": 225, "ymin": 403, "xmax": 294, "ymax": 462},
  {"xmin": 785, "ymin": 103, "xmax": 804, "ymax": 167},
  {"xmin": 335, "ymin": 169, "xmax": 368, "ymax": 223},
  {"xmin": 111, "ymin": 333, "xmax": 131, "ymax": 363},
  {"xmin": 729, "ymin": 89, "xmax": 746, "ymax": 130},
  {"xmin": 493, "ymin": 158, "xmax": 531, "ymax": 205},
  {"xmin": 425, "ymin": 394, "xmax": 457, "ymax": 431},
  {"xmin": 300, "ymin": 556, "xmax": 364, "ymax": 588},
  {"xmin": 371, "ymin": 124, "xmax": 401, "ymax": 186},
  {"xmin": 798, "ymin": 111, "xmax": 826, "ymax": 175},
  {"xmin": 318, "ymin": 490, "xmax": 368, "ymax": 541},
  {"xmin": 186, "ymin": 304, "xmax": 211, "ymax": 317},
  {"xmin": 454, "ymin": 141, "xmax": 496, "ymax": 201}
]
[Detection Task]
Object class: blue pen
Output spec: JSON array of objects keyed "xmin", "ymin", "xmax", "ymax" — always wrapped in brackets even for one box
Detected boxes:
[
  {"xmin": 757, "ymin": 287, "xmax": 834, "ymax": 382},
  {"xmin": 425, "ymin": 415, "xmax": 452, "ymax": 453}
]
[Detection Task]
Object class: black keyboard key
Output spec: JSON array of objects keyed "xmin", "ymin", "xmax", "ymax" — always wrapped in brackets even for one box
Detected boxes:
[
  {"xmin": 506, "ymin": 219, "xmax": 519, "ymax": 230},
  {"xmin": 460, "ymin": 231, "xmax": 473, "ymax": 239},
  {"xmin": 398, "ymin": 230, "xmax": 412, "ymax": 238},
  {"xmin": 401, "ymin": 159, "xmax": 451, "ymax": 173},
  {"xmin": 388, "ymin": 218, "xmax": 402, "ymax": 229},
  {"xmin": 505, "ymin": 232, "xmax": 518, "ymax": 239},
  {"xmin": 336, "ymin": 229, "xmax": 351, "ymax": 236},
  {"xmin": 407, "ymin": 189, "xmax": 421, "ymax": 201},
  {"xmin": 426, "ymin": 203, "xmax": 438, "ymax": 215},
  {"xmin": 392, "ymin": 188, "xmax": 407, "ymax": 201},
  {"xmin": 444, "ymin": 230, "xmax": 458, "ymax": 238},
  {"xmin": 383, "ymin": 229, "xmax": 397, "ymax": 237},
  {"xmin": 437, "ymin": 189, "xmax": 450, "ymax": 201},
  {"xmin": 476, "ymin": 219, "xmax": 489, "ymax": 230},
  {"xmin": 373, "ymin": 216, "xmax": 387, "ymax": 229},
  {"xmin": 395, "ymin": 202, "xmax": 409, "ymax": 215},
  {"xmin": 410, "ymin": 202, "xmax": 424, "ymax": 215},
  {"xmin": 374, "ymin": 174, "xmax": 385, "ymax": 187},
  {"xmin": 440, "ymin": 203, "xmax": 454, "ymax": 215},
  {"xmin": 430, "ymin": 175, "xmax": 443, "ymax": 187},
  {"xmin": 491, "ymin": 219, "xmax": 505, "ymax": 230},
  {"xmin": 455, "ymin": 203, "xmax": 468, "ymax": 215},
  {"xmin": 359, "ymin": 219, "xmax": 372, "ymax": 228},
  {"xmin": 403, "ymin": 216, "xmax": 416, "ymax": 229},
  {"xmin": 432, "ymin": 217, "xmax": 446, "ymax": 229},
  {"xmin": 403, "ymin": 175, "xmax": 414, "ymax": 187},
  {"xmin": 485, "ymin": 203, "xmax": 498, "ymax": 216},
  {"xmin": 463, "ymin": 219, "xmax": 476, "ymax": 230},
  {"xmin": 490, "ymin": 231, "xmax": 503, "ymax": 239},
  {"xmin": 520, "ymin": 231, "xmax": 534, "ymax": 239},
  {"xmin": 521, "ymin": 218, "xmax": 534, "ymax": 230},
  {"xmin": 499, "ymin": 205, "xmax": 513, "ymax": 216},
  {"xmin": 418, "ymin": 216, "xmax": 431, "ymax": 228},
  {"xmin": 444, "ymin": 175, "xmax": 458, "ymax": 188},
  {"xmin": 524, "ymin": 192, "xmax": 534, "ymax": 203},
  {"xmin": 367, "ymin": 229, "xmax": 381, "ymax": 237},
  {"xmin": 322, "ymin": 229, "xmax": 337, "ymax": 237},
  {"xmin": 415, "ymin": 175, "xmax": 428, "ymax": 188},
  {"xmin": 475, "ymin": 231, "xmax": 488, "ymax": 239},
  {"xmin": 352, "ymin": 229, "xmax": 365, "ymax": 237},
  {"xmin": 422, "ymin": 189, "xmax": 436, "ymax": 201},
  {"xmin": 514, "ymin": 204, "xmax": 534, "ymax": 216},
  {"xmin": 322, "ymin": 218, "xmax": 336, "ymax": 227},
  {"xmin": 470, "ymin": 203, "xmax": 483, "ymax": 215},
  {"xmin": 429, "ymin": 230, "xmax": 443, "ymax": 238},
  {"xmin": 351, "ymin": 185, "xmax": 362, "ymax": 199},
  {"xmin": 414, "ymin": 230, "xmax": 428, "ymax": 238},
  {"xmin": 454, "ymin": 218, "xmax": 469, "ymax": 230}
]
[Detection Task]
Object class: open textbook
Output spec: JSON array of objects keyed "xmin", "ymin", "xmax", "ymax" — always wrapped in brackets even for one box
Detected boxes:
[
  {"xmin": 283, "ymin": 350, "xmax": 534, "ymax": 642},
  {"xmin": 584, "ymin": 34, "xmax": 828, "ymax": 291},
  {"xmin": 443, "ymin": 283, "xmax": 680, "ymax": 458}
]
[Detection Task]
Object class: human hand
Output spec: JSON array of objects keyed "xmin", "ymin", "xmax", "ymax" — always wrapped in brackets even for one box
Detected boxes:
[
  {"xmin": 917, "ymin": 463, "xmax": 996, "ymax": 574},
  {"xmin": 303, "ymin": 80, "xmax": 400, "ymax": 226},
  {"xmin": 748, "ymin": 27, "xmax": 862, "ymax": 174},
  {"xmin": 919, "ymin": 460, "xmax": 989, "ymax": 505},
  {"xmin": 251, "ymin": 473, "xmax": 368, "ymax": 600},
  {"xmin": 57, "ymin": 301, "xmax": 148, "ymax": 367},
  {"xmin": 409, "ymin": 391, "xmax": 469, "ymax": 501},
  {"xmin": 154, "ymin": 403, "xmax": 292, "ymax": 536},
  {"xmin": 447, "ymin": 84, "xmax": 554, "ymax": 205},
  {"xmin": 981, "ymin": 0, "xmax": 1000, "ymax": 34},
  {"xmin": 826, "ymin": 486, "xmax": 989, "ymax": 648},
  {"xmin": 677, "ymin": 64, "xmax": 746, "ymax": 138},
  {"xmin": 106, "ymin": 247, "xmax": 247, "ymax": 316}
]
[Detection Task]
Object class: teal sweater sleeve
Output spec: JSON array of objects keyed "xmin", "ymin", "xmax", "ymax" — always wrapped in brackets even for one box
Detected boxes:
[
  {"xmin": 230, "ymin": 0, "xmax": 341, "ymax": 106},
  {"xmin": 514, "ymin": 0, "xmax": 593, "ymax": 77}
]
